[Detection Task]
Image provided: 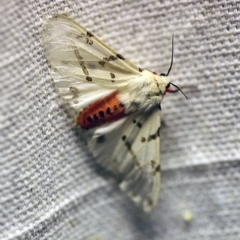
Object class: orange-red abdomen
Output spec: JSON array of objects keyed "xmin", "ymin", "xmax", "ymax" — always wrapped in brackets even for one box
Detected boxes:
[{"xmin": 77, "ymin": 91, "xmax": 127, "ymax": 129}]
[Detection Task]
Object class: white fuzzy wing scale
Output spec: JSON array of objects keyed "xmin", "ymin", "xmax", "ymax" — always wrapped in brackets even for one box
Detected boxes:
[
  {"xmin": 41, "ymin": 14, "xmax": 143, "ymax": 111},
  {"xmin": 89, "ymin": 108, "xmax": 161, "ymax": 212}
]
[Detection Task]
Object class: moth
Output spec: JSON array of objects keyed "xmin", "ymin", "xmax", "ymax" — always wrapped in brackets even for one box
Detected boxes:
[{"xmin": 41, "ymin": 14, "xmax": 186, "ymax": 212}]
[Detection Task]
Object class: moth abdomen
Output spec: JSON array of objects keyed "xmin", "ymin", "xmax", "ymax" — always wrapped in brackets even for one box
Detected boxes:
[{"xmin": 77, "ymin": 91, "xmax": 127, "ymax": 129}]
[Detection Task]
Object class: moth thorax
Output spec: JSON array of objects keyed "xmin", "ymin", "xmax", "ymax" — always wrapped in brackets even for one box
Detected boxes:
[{"xmin": 120, "ymin": 71, "xmax": 169, "ymax": 112}]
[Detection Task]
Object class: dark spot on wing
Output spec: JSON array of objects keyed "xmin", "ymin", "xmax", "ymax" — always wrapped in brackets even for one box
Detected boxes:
[
  {"xmin": 147, "ymin": 134, "xmax": 156, "ymax": 141},
  {"xmin": 102, "ymin": 55, "xmax": 117, "ymax": 63},
  {"xmin": 87, "ymin": 116, "xmax": 93, "ymax": 123},
  {"xmin": 114, "ymin": 105, "xmax": 118, "ymax": 111},
  {"xmin": 99, "ymin": 111, "xmax": 105, "ymax": 118},
  {"xmin": 145, "ymin": 198, "xmax": 153, "ymax": 207},
  {"xmin": 86, "ymin": 38, "xmax": 93, "ymax": 45},
  {"xmin": 141, "ymin": 137, "xmax": 146, "ymax": 142},
  {"xmin": 147, "ymin": 127, "xmax": 161, "ymax": 141},
  {"xmin": 150, "ymin": 133, "xmax": 157, "ymax": 140},
  {"xmin": 116, "ymin": 53, "xmax": 125, "ymax": 60},
  {"xmin": 98, "ymin": 60, "xmax": 105, "ymax": 67},
  {"xmin": 152, "ymin": 163, "xmax": 161, "ymax": 176},
  {"xmin": 109, "ymin": 55, "xmax": 117, "ymax": 61},
  {"xmin": 137, "ymin": 122, "xmax": 142, "ymax": 128},
  {"xmin": 97, "ymin": 135, "xmax": 106, "ymax": 144},
  {"xmin": 122, "ymin": 135, "xmax": 126, "ymax": 141},
  {"xmin": 86, "ymin": 76, "xmax": 92, "ymax": 81},
  {"xmin": 69, "ymin": 86, "xmax": 79, "ymax": 98},
  {"xmin": 106, "ymin": 107, "xmax": 112, "ymax": 115},
  {"xmin": 110, "ymin": 72, "xmax": 115, "ymax": 79},
  {"xmin": 93, "ymin": 114, "xmax": 99, "ymax": 121},
  {"xmin": 81, "ymin": 65, "xmax": 89, "ymax": 75},
  {"xmin": 86, "ymin": 31, "xmax": 94, "ymax": 37},
  {"xmin": 103, "ymin": 57, "xmax": 109, "ymax": 62},
  {"xmin": 132, "ymin": 119, "xmax": 142, "ymax": 128},
  {"xmin": 119, "ymin": 103, "xmax": 125, "ymax": 107},
  {"xmin": 125, "ymin": 141, "xmax": 131, "ymax": 150},
  {"xmin": 135, "ymin": 161, "xmax": 141, "ymax": 168},
  {"xmin": 73, "ymin": 49, "xmax": 82, "ymax": 60},
  {"xmin": 151, "ymin": 160, "xmax": 156, "ymax": 167},
  {"xmin": 139, "ymin": 68, "xmax": 143, "ymax": 72},
  {"xmin": 155, "ymin": 165, "xmax": 161, "ymax": 172},
  {"xmin": 76, "ymin": 34, "xmax": 84, "ymax": 39}
]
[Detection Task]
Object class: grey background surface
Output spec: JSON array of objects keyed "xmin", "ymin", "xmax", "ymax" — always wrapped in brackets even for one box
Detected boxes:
[{"xmin": 0, "ymin": 0, "xmax": 239, "ymax": 239}]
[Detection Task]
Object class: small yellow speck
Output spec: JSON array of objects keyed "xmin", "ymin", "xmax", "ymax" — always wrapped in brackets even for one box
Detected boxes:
[{"xmin": 183, "ymin": 210, "xmax": 193, "ymax": 223}]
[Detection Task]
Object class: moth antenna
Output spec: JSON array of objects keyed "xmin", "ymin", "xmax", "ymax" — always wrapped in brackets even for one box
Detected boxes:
[
  {"xmin": 166, "ymin": 34, "xmax": 174, "ymax": 77},
  {"xmin": 170, "ymin": 82, "xmax": 188, "ymax": 99}
]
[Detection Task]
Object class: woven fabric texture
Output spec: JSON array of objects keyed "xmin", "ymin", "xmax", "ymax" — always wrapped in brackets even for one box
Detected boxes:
[{"xmin": 0, "ymin": 0, "xmax": 239, "ymax": 240}]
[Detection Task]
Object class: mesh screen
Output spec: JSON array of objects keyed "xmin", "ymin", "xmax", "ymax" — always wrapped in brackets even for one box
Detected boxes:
[{"xmin": 0, "ymin": 0, "xmax": 239, "ymax": 239}]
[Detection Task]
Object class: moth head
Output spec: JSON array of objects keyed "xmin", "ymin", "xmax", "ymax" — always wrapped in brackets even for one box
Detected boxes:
[
  {"xmin": 158, "ymin": 34, "xmax": 187, "ymax": 99},
  {"xmin": 159, "ymin": 72, "xmax": 187, "ymax": 99}
]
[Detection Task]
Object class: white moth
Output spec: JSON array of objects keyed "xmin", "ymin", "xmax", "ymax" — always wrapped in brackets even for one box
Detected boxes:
[{"xmin": 41, "ymin": 14, "xmax": 186, "ymax": 212}]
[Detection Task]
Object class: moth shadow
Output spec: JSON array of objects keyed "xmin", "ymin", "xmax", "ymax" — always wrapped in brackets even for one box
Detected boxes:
[{"xmin": 121, "ymin": 200, "xmax": 160, "ymax": 240}]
